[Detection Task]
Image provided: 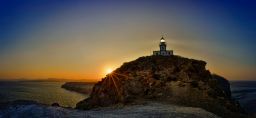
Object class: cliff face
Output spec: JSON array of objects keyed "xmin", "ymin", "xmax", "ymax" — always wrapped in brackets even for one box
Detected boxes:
[{"xmin": 76, "ymin": 55, "xmax": 245, "ymax": 117}]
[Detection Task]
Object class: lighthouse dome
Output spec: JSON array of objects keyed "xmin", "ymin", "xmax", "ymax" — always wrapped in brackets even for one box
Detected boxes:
[{"xmin": 160, "ymin": 37, "xmax": 165, "ymax": 42}]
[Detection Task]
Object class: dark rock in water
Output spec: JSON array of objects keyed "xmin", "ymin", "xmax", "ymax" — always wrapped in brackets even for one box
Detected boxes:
[
  {"xmin": 76, "ymin": 55, "xmax": 247, "ymax": 118},
  {"xmin": 51, "ymin": 103, "xmax": 60, "ymax": 107}
]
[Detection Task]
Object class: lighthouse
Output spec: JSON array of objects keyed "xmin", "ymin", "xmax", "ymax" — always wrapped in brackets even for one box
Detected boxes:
[{"xmin": 153, "ymin": 36, "xmax": 173, "ymax": 56}]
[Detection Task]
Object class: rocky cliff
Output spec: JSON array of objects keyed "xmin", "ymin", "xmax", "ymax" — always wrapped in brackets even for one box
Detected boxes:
[{"xmin": 76, "ymin": 55, "xmax": 246, "ymax": 118}]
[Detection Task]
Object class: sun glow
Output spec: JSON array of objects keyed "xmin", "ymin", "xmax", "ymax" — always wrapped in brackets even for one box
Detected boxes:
[{"xmin": 106, "ymin": 68, "xmax": 113, "ymax": 74}]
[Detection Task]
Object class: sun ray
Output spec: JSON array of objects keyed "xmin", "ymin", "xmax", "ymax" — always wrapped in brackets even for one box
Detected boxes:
[
  {"xmin": 109, "ymin": 74, "xmax": 121, "ymax": 96},
  {"xmin": 112, "ymin": 72, "xmax": 129, "ymax": 79}
]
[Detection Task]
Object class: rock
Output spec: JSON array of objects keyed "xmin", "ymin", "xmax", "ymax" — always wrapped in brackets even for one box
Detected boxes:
[
  {"xmin": 76, "ymin": 55, "xmax": 247, "ymax": 118},
  {"xmin": 61, "ymin": 82, "xmax": 95, "ymax": 94},
  {"xmin": 211, "ymin": 74, "xmax": 231, "ymax": 97},
  {"xmin": 51, "ymin": 103, "xmax": 60, "ymax": 107}
]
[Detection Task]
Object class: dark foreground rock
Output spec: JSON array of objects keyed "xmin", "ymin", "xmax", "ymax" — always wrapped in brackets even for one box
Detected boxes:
[
  {"xmin": 51, "ymin": 103, "xmax": 60, "ymax": 107},
  {"xmin": 0, "ymin": 101, "xmax": 221, "ymax": 118},
  {"xmin": 61, "ymin": 82, "xmax": 95, "ymax": 94},
  {"xmin": 76, "ymin": 55, "xmax": 248, "ymax": 118}
]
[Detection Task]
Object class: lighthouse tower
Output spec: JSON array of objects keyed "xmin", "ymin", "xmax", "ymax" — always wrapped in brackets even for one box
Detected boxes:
[
  {"xmin": 160, "ymin": 36, "xmax": 167, "ymax": 51},
  {"xmin": 153, "ymin": 36, "xmax": 173, "ymax": 56}
]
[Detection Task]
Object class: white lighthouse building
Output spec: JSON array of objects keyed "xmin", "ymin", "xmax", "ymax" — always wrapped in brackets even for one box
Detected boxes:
[{"xmin": 153, "ymin": 37, "xmax": 173, "ymax": 56}]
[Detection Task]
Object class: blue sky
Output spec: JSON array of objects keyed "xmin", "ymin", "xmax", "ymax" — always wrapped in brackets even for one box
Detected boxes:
[{"xmin": 0, "ymin": 0, "xmax": 255, "ymax": 80}]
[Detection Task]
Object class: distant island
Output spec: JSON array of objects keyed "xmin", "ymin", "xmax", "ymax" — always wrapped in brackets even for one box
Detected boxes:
[{"xmin": 61, "ymin": 82, "xmax": 95, "ymax": 94}]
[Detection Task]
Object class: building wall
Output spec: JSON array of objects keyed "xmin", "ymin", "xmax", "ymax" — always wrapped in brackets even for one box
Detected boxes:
[
  {"xmin": 153, "ymin": 50, "xmax": 173, "ymax": 56},
  {"xmin": 153, "ymin": 51, "xmax": 160, "ymax": 55}
]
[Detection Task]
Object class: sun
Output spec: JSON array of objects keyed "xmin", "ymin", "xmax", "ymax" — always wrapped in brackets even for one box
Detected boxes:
[{"xmin": 106, "ymin": 68, "xmax": 113, "ymax": 74}]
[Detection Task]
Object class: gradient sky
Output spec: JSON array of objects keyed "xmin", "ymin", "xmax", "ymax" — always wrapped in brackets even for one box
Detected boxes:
[{"xmin": 0, "ymin": 0, "xmax": 255, "ymax": 81}]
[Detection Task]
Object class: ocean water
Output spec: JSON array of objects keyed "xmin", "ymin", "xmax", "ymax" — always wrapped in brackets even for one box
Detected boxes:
[
  {"xmin": 0, "ymin": 81, "xmax": 255, "ymax": 114},
  {"xmin": 0, "ymin": 81, "xmax": 88, "ymax": 108},
  {"xmin": 230, "ymin": 81, "xmax": 256, "ymax": 114}
]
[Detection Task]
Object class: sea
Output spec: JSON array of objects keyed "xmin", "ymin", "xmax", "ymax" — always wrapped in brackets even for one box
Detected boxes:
[
  {"xmin": 230, "ymin": 81, "xmax": 256, "ymax": 114},
  {"xmin": 0, "ymin": 81, "xmax": 88, "ymax": 108},
  {"xmin": 0, "ymin": 81, "xmax": 255, "ymax": 113}
]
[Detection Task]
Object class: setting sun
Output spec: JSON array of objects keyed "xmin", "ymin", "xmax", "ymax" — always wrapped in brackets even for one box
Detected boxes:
[{"xmin": 106, "ymin": 68, "xmax": 113, "ymax": 75}]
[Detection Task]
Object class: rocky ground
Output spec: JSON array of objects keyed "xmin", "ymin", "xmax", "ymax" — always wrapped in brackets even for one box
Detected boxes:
[{"xmin": 0, "ymin": 101, "xmax": 220, "ymax": 118}]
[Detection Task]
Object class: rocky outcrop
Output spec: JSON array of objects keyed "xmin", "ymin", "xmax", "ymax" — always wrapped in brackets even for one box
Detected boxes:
[
  {"xmin": 76, "ymin": 55, "xmax": 246, "ymax": 118},
  {"xmin": 61, "ymin": 82, "xmax": 95, "ymax": 94},
  {"xmin": 211, "ymin": 74, "xmax": 232, "ymax": 97},
  {"xmin": 51, "ymin": 103, "xmax": 60, "ymax": 107}
]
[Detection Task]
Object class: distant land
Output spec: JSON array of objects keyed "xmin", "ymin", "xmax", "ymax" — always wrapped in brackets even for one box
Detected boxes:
[{"xmin": 61, "ymin": 82, "xmax": 95, "ymax": 94}]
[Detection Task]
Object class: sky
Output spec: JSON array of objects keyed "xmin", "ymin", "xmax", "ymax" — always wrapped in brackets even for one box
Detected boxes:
[{"xmin": 0, "ymin": 0, "xmax": 255, "ymax": 81}]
